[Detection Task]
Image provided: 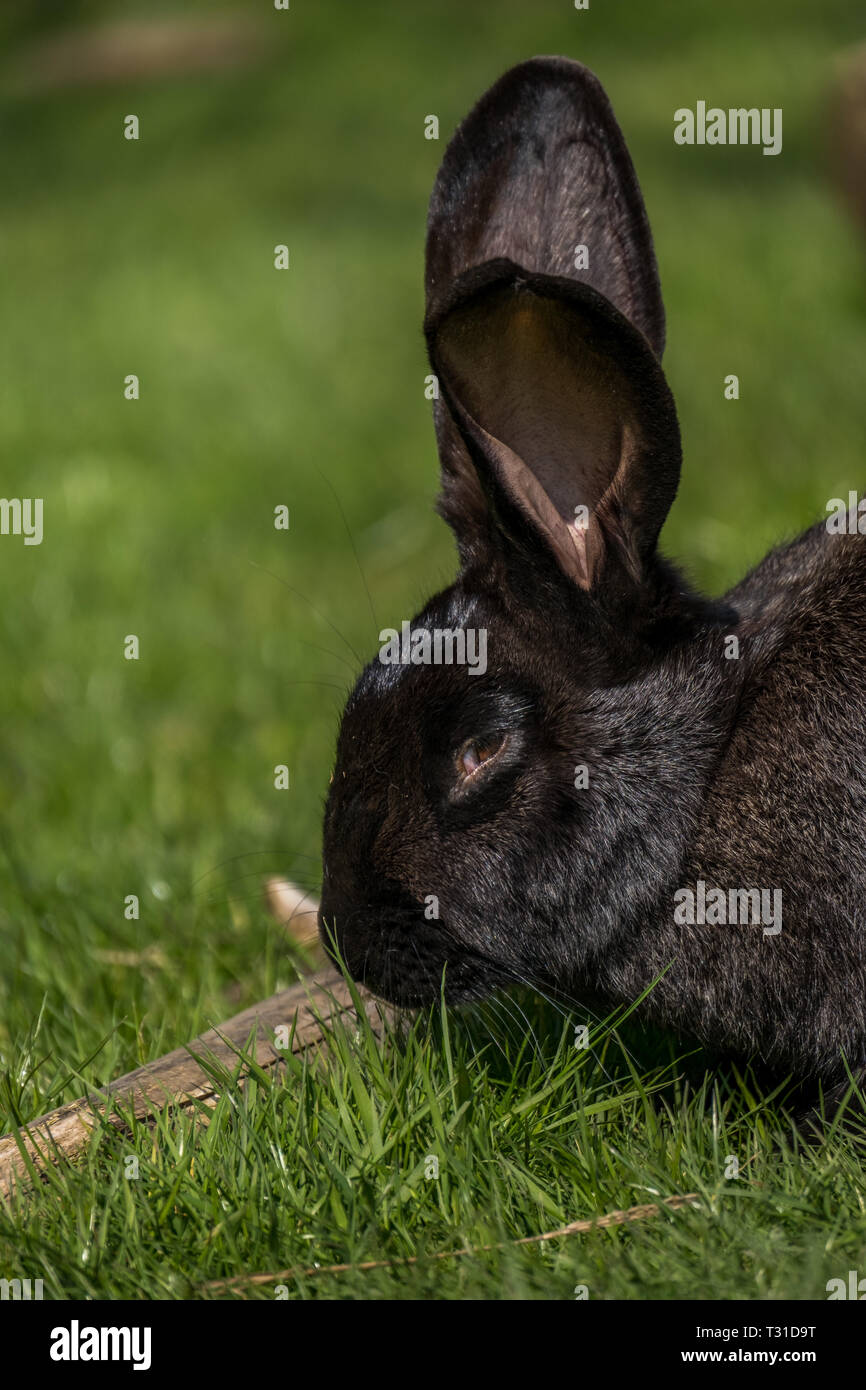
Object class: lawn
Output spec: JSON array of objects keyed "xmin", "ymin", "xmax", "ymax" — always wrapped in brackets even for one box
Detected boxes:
[{"xmin": 1, "ymin": 0, "xmax": 864, "ymax": 1300}]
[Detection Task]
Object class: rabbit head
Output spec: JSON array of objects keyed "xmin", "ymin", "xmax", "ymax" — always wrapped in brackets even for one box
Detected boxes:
[{"xmin": 319, "ymin": 58, "xmax": 733, "ymax": 1007}]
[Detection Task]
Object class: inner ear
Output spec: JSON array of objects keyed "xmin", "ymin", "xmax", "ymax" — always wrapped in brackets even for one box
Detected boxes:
[
  {"xmin": 430, "ymin": 272, "xmax": 680, "ymax": 591},
  {"xmin": 441, "ymin": 293, "xmax": 626, "ymax": 526}
]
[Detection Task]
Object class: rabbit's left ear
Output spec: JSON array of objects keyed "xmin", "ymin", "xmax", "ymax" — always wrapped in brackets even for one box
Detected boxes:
[{"xmin": 426, "ymin": 261, "xmax": 681, "ymax": 592}]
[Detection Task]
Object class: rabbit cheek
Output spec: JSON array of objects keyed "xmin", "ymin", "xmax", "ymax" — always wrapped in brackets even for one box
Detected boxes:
[{"xmin": 320, "ymin": 808, "xmax": 495, "ymax": 1003}]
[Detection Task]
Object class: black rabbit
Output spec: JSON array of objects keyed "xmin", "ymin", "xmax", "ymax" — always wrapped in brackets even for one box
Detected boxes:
[{"xmin": 319, "ymin": 57, "xmax": 866, "ymax": 1086}]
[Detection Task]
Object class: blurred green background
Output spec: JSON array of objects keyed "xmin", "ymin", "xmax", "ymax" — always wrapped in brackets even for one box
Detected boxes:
[{"xmin": 1, "ymin": 0, "xmax": 864, "ymax": 1113}]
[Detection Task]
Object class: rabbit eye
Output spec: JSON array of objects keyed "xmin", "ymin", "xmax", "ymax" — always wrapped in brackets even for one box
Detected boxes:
[{"xmin": 456, "ymin": 733, "xmax": 506, "ymax": 781}]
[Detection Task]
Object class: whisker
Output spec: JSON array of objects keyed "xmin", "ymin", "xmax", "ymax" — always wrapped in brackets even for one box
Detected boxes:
[
  {"xmin": 500, "ymin": 993, "xmax": 545, "ymax": 1063},
  {"xmin": 195, "ymin": 866, "xmax": 321, "ymax": 893},
  {"xmin": 280, "ymin": 679, "xmax": 349, "ymax": 694},
  {"xmin": 298, "ymin": 638, "xmax": 358, "ymax": 676},
  {"xmin": 248, "ymin": 558, "xmax": 363, "ymax": 666},
  {"xmin": 481, "ymin": 997, "xmax": 524, "ymax": 1068},
  {"xmin": 190, "ymin": 847, "xmax": 323, "ymax": 889},
  {"xmin": 484, "ymin": 963, "xmax": 626, "ymax": 1085},
  {"xmin": 314, "ymin": 463, "xmax": 378, "ymax": 633}
]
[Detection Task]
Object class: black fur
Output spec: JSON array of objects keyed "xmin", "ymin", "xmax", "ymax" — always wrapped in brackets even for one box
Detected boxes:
[{"xmin": 319, "ymin": 57, "xmax": 866, "ymax": 1086}]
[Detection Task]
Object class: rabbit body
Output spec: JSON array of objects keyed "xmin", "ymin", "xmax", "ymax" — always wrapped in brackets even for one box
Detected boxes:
[
  {"xmin": 319, "ymin": 58, "xmax": 866, "ymax": 1083},
  {"xmin": 599, "ymin": 521, "xmax": 866, "ymax": 1080}
]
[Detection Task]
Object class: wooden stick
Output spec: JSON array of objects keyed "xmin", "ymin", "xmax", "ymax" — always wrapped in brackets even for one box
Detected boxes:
[
  {"xmin": 0, "ymin": 966, "xmax": 389, "ymax": 1200},
  {"xmin": 263, "ymin": 875, "xmax": 322, "ymax": 950},
  {"xmin": 203, "ymin": 1193, "xmax": 702, "ymax": 1291},
  {"xmin": 0, "ymin": 884, "xmax": 395, "ymax": 1200}
]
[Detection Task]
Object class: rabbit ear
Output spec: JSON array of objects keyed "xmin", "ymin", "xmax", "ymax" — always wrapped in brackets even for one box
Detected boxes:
[
  {"xmin": 425, "ymin": 57, "xmax": 672, "ymax": 576},
  {"xmin": 426, "ymin": 262, "xmax": 681, "ymax": 591},
  {"xmin": 425, "ymin": 56, "xmax": 665, "ymax": 350}
]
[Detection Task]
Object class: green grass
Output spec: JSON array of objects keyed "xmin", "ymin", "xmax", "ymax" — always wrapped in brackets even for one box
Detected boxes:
[
  {"xmin": 1, "ymin": 0, "xmax": 865, "ymax": 1299},
  {"xmin": 6, "ymin": 987, "xmax": 866, "ymax": 1301}
]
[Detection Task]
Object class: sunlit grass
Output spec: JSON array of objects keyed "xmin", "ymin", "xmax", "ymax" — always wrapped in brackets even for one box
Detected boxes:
[{"xmin": 1, "ymin": 0, "xmax": 864, "ymax": 1299}]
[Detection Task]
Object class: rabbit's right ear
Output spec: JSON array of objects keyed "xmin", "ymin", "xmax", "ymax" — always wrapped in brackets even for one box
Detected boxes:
[
  {"xmin": 425, "ymin": 58, "xmax": 675, "ymax": 583},
  {"xmin": 425, "ymin": 57, "xmax": 665, "ymax": 349}
]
